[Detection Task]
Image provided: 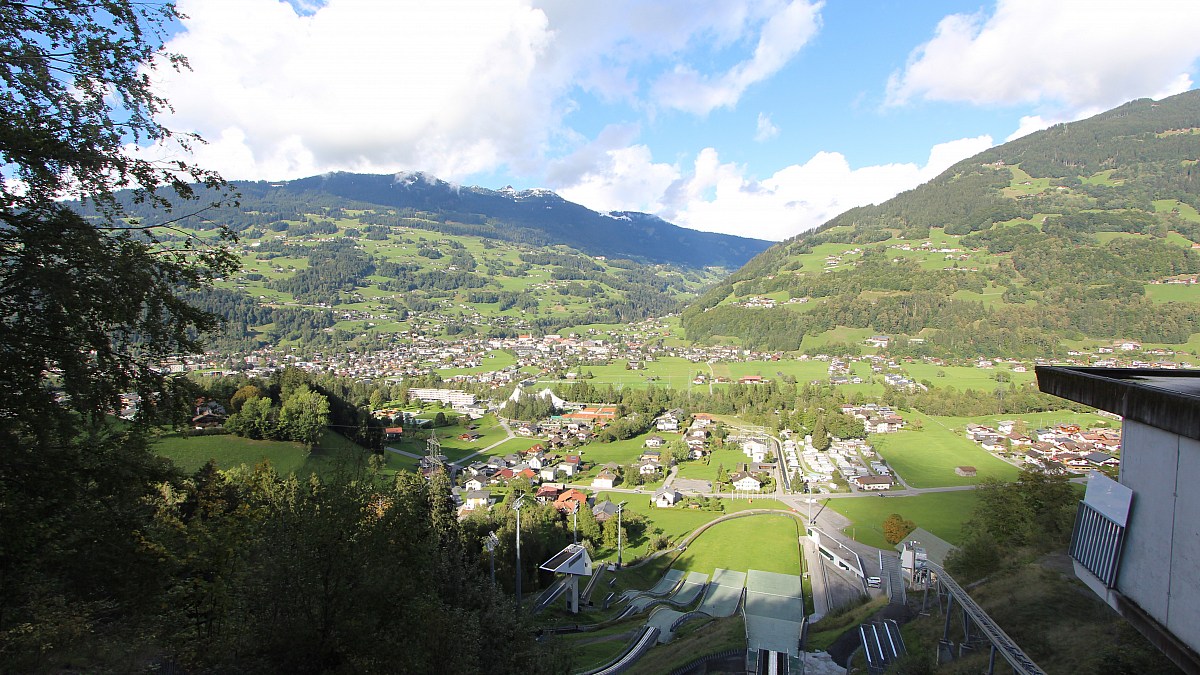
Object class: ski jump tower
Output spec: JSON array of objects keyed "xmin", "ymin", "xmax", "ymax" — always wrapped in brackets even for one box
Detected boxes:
[{"xmin": 540, "ymin": 544, "xmax": 593, "ymax": 613}]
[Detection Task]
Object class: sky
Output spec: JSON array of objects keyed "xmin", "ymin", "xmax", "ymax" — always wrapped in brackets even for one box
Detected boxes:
[{"xmin": 146, "ymin": 0, "xmax": 1200, "ymax": 242}]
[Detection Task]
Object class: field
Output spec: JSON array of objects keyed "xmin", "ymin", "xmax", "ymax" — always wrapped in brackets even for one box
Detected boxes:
[
  {"xmin": 872, "ymin": 412, "xmax": 1020, "ymax": 488},
  {"xmin": 1145, "ymin": 283, "xmax": 1199, "ymax": 303},
  {"xmin": 591, "ymin": 495, "xmax": 791, "ymax": 562},
  {"xmin": 901, "ymin": 362, "xmax": 1035, "ymax": 390},
  {"xmin": 669, "ymin": 514, "xmax": 802, "ymax": 576},
  {"xmin": 153, "ymin": 428, "xmax": 407, "ymax": 477},
  {"xmin": 824, "ymin": 491, "xmax": 980, "ymax": 549},
  {"xmin": 535, "ymin": 357, "xmax": 704, "ymax": 391}
]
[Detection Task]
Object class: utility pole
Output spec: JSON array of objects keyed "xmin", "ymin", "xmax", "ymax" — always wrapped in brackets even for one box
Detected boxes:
[{"xmin": 514, "ymin": 495, "xmax": 526, "ymax": 606}]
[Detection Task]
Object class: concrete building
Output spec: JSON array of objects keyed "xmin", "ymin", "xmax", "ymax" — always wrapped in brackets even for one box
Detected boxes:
[{"xmin": 1037, "ymin": 366, "xmax": 1200, "ymax": 673}]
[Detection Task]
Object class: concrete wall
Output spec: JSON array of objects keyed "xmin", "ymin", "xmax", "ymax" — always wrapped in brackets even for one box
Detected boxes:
[{"xmin": 1118, "ymin": 421, "xmax": 1200, "ymax": 653}]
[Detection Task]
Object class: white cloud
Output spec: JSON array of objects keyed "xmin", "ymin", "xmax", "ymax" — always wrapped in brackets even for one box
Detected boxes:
[
  {"xmin": 755, "ymin": 113, "xmax": 780, "ymax": 142},
  {"xmin": 554, "ymin": 136, "xmax": 993, "ymax": 241},
  {"xmin": 548, "ymin": 126, "xmax": 680, "ymax": 213},
  {"xmin": 150, "ymin": 0, "xmax": 820, "ymax": 183},
  {"xmin": 652, "ymin": 0, "xmax": 823, "ymax": 114},
  {"xmin": 887, "ymin": 0, "xmax": 1200, "ymax": 114}
]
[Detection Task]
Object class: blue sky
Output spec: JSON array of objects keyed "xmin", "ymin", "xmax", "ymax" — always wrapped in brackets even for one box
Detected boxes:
[{"xmin": 149, "ymin": 0, "xmax": 1200, "ymax": 240}]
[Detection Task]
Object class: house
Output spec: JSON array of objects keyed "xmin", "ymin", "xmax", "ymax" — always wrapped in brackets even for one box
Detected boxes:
[
  {"xmin": 384, "ymin": 426, "xmax": 404, "ymax": 440},
  {"xmin": 955, "ymin": 466, "xmax": 977, "ymax": 477},
  {"xmin": 640, "ymin": 449, "xmax": 662, "ymax": 463},
  {"xmin": 730, "ymin": 471, "xmax": 762, "ymax": 491},
  {"xmin": 655, "ymin": 415, "xmax": 679, "ymax": 432},
  {"xmin": 592, "ymin": 470, "xmax": 617, "ymax": 490},
  {"xmin": 195, "ymin": 399, "xmax": 226, "ymax": 416},
  {"xmin": 535, "ymin": 484, "xmax": 562, "ymax": 503},
  {"xmin": 637, "ymin": 461, "xmax": 661, "ymax": 476},
  {"xmin": 556, "ymin": 462, "xmax": 579, "ymax": 478},
  {"xmin": 464, "ymin": 489, "xmax": 492, "ymax": 510},
  {"xmin": 654, "ymin": 487, "xmax": 682, "ymax": 508},
  {"xmin": 741, "ymin": 439, "xmax": 769, "ymax": 462},
  {"xmin": 1085, "ymin": 451, "xmax": 1120, "ymax": 467},
  {"xmin": 464, "ymin": 477, "xmax": 485, "ymax": 492},
  {"xmin": 191, "ymin": 412, "xmax": 224, "ymax": 429},
  {"xmin": 593, "ymin": 500, "xmax": 620, "ymax": 522},
  {"xmin": 644, "ymin": 435, "xmax": 665, "ymax": 448},
  {"xmin": 853, "ymin": 475, "xmax": 895, "ymax": 491},
  {"xmin": 692, "ymin": 413, "xmax": 714, "ymax": 427},
  {"xmin": 979, "ymin": 436, "xmax": 1006, "ymax": 452},
  {"xmin": 539, "ymin": 466, "xmax": 558, "ymax": 482},
  {"xmin": 553, "ymin": 489, "xmax": 588, "ymax": 514}
]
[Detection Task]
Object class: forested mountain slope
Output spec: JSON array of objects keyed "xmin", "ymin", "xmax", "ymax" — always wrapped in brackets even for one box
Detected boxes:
[
  {"xmin": 104, "ymin": 171, "xmax": 771, "ymax": 269},
  {"xmin": 682, "ymin": 90, "xmax": 1200, "ymax": 355}
]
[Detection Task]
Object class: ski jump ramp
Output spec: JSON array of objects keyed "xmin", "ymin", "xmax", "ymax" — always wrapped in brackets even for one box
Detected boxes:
[{"xmin": 744, "ymin": 570, "xmax": 806, "ymax": 657}]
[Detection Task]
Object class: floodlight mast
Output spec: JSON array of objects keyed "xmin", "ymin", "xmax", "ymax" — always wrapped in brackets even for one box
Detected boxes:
[
  {"xmin": 616, "ymin": 501, "xmax": 628, "ymax": 567},
  {"xmin": 514, "ymin": 495, "xmax": 527, "ymax": 606},
  {"xmin": 573, "ymin": 501, "xmax": 579, "ymax": 544}
]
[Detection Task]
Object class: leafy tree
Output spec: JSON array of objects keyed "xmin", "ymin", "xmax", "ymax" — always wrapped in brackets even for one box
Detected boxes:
[
  {"xmin": 668, "ymin": 439, "xmax": 691, "ymax": 465},
  {"xmin": 230, "ymin": 384, "xmax": 264, "ymax": 412},
  {"xmin": 279, "ymin": 385, "xmax": 331, "ymax": 447},
  {"xmin": 883, "ymin": 513, "xmax": 917, "ymax": 545},
  {"xmin": 226, "ymin": 395, "xmax": 279, "ymax": 440},
  {"xmin": 0, "ymin": 2, "xmax": 237, "ymax": 666}
]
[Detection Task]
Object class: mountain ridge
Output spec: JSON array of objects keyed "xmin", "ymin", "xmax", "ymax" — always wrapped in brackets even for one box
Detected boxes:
[{"xmin": 225, "ymin": 171, "xmax": 772, "ymax": 269}]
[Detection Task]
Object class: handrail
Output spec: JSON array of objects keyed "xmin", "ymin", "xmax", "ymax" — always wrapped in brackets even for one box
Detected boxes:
[
  {"xmin": 924, "ymin": 562, "xmax": 1047, "ymax": 675},
  {"xmin": 577, "ymin": 625, "xmax": 661, "ymax": 675},
  {"xmin": 670, "ymin": 609, "xmax": 713, "ymax": 632}
]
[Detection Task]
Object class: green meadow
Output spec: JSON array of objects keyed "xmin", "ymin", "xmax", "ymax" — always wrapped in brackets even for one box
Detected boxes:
[
  {"xmin": 153, "ymin": 428, "xmax": 410, "ymax": 477},
  {"xmin": 872, "ymin": 412, "xmax": 1020, "ymax": 488},
  {"xmin": 669, "ymin": 514, "xmax": 802, "ymax": 576},
  {"xmin": 590, "ymin": 495, "xmax": 791, "ymax": 562},
  {"xmin": 825, "ymin": 490, "xmax": 980, "ymax": 549}
]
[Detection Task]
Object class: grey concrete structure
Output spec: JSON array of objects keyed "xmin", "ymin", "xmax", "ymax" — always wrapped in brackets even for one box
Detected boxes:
[{"xmin": 1037, "ymin": 366, "xmax": 1200, "ymax": 674}]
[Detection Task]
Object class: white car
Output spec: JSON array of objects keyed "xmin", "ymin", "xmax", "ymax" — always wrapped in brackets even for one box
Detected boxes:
[{"xmin": 867, "ymin": 576, "xmax": 882, "ymax": 588}]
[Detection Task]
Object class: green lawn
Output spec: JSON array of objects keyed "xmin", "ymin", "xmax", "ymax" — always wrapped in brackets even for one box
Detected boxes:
[
  {"xmin": 591, "ymin": 495, "xmax": 792, "ymax": 562},
  {"xmin": 538, "ymin": 357, "xmax": 703, "ymax": 391},
  {"xmin": 1145, "ymin": 283, "xmax": 1199, "ymax": 303},
  {"xmin": 675, "ymin": 445, "xmax": 747, "ymax": 482},
  {"xmin": 579, "ymin": 432, "xmax": 667, "ymax": 468},
  {"xmin": 824, "ymin": 490, "xmax": 980, "ymax": 549},
  {"xmin": 873, "ymin": 412, "xmax": 1019, "ymax": 488},
  {"xmin": 712, "ymin": 359, "xmax": 830, "ymax": 383},
  {"xmin": 669, "ymin": 514, "xmax": 802, "ymax": 576},
  {"xmin": 153, "ymin": 428, "xmax": 402, "ymax": 478},
  {"xmin": 901, "ymin": 362, "xmax": 1035, "ymax": 390}
]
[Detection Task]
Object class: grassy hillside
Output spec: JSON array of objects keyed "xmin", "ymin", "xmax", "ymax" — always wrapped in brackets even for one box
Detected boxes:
[
  {"xmin": 172, "ymin": 220, "xmax": 724, "ymax": 351},
  {"xmin": 683, "ymin": 90, "xmax": 1200, "ymax": 356}
]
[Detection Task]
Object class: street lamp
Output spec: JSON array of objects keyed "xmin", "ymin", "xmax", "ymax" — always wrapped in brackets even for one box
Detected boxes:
[
  {"xmin": 485, "ymin": 531, "xmax": 499, "ymax": 586},
  {"xmin": 514, "ymin": 494, "xmax": 527, "ymax": 606},
  {"xmin": 572, "ymin": 501, "xmax": 579, "ymax": 545}
]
